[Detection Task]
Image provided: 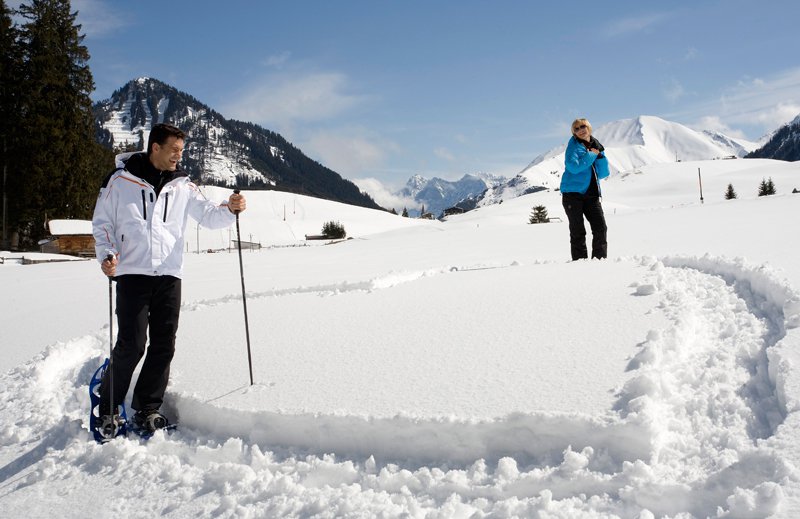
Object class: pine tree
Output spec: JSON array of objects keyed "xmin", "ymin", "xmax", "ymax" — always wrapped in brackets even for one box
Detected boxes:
[
  {"xmin": 1, "ymin": 0, "xmax": 23, "ymax": 248},
  {"xmin": 758, "ymin": 178, "xmax": 769, "ymax": 197},
  {"xmin": 322, "ymin": 220, "xmax": 346, "ymax": 239},
  {"xmin": 402, "ymin": 207, "xmax": 408, "ymax": 217},
  {"xmin": 529, "ymin": 205, "xmax": 550, "ymax": 224},
  {"xmin": 724, "ymin": 183, "xmax": 737, "ymax": 200},
  {"xmin": 766, "ymin": 177, "xmax": 776, "ymax": 195},
  {"xmin": 758, "ymin": 177, "xmax": 776, "ymax": 197},
  {"xmin": 11, "ymin": 0, "xmax": 109, "ymax": 248}
]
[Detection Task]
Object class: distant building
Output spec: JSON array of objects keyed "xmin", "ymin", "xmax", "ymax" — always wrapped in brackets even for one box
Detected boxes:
[
  {"xmin": 232, "ymin": 239, "xmax": 262, "ymax": 250},
  {"xmin": 41, "ymin": 220, "xmax": 95, "ymax": 257},
  {"xmin": 443, "ymin": 207, "xmax": 465, "ymax": 217}
]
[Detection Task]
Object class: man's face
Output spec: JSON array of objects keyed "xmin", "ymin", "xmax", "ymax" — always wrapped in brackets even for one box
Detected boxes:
[{"xmin": 150, "ymin": 136, "xmax": 185, "ymax": 171}]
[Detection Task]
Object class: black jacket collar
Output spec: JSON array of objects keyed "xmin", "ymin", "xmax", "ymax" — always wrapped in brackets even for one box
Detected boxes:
[
  {"xmin": 576, "ymin": 135, "xmax": 605, "ymax": 152},
  {"xmin": 124, "ymin": 152, "xmax": 188, "ymax": 195}
]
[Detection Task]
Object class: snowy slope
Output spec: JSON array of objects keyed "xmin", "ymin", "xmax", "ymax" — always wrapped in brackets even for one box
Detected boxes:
[
  {"xmin": 480, "ymin": 115, "xmax": 762, "ymax": 205},
  {"xmin": 101, "ymin": 78, "xmax": 158, "ymax": 147},
  {"xmin": 1, "ymin": 158, "xmax": 800, "ymax": 517}
]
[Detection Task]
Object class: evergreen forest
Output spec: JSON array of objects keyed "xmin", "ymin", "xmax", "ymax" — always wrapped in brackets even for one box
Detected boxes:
[{"xmin": 1, "ymin": 0, "xmax": 114, "ymax": 249}]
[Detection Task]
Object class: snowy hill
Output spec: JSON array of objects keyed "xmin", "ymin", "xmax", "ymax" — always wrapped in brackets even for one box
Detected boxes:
[
  {"xmin": 2, "ymin": 157, "xmax": 800, "ymax": 517},
  {"xmin": 94, "ymin": 77, "xmax": 382, "ymax": 210},
  {"xmin": 479, "ymin": 115, "xmax": 760, "ymax": 205}
]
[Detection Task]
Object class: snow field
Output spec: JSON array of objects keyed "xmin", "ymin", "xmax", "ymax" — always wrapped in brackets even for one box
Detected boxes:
[
  {"xmin": 1, "ymin": 161, "xmax": 799, "ymax": 517},
  {"xmin": 2, "ymin": 253, "xmax": 798, "ymax": 517}
]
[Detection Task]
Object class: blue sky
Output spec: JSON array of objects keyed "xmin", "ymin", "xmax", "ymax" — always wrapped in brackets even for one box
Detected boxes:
[{"xmin": 57, "ymin": 0, "xmax": 800, "ymax": 187}]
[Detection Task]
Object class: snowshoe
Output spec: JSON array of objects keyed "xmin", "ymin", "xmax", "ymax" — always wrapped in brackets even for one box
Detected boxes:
[
  {"xmin": 97, "ymin": 413, "xmax": 125, "ymax": 440},
  {"xmin": 89, "ymin": 358, "xmax": 128, "ymax": 442}
]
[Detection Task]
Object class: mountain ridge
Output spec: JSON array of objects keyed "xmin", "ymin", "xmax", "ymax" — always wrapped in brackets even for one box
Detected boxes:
[
  {"xmin": 478, "ymin": 115, "xmax": 761, "ymax": 206},
  {"xmin": 397, "ymin": 172, "xmax": 507, "ymax": 217},
  {"xmin": 747, "ymin": 116, "xmax": 800, "ymax": 161},
  {"xmin": 93, "ymin": 77, "xmax": 382, "ymax": 210}
]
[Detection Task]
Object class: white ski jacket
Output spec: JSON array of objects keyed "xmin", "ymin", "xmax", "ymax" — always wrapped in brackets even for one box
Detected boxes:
[{"xmin": 92, "ymin": 152, "xmax": 236, "ymax": 278}]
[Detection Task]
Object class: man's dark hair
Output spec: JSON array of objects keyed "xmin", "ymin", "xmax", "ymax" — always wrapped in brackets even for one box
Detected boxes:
[{"xmin": 147, "ymin": 124, "xmax": 186, "ymax": 154}]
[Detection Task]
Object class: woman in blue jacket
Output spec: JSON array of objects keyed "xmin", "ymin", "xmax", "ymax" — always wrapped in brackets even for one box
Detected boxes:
[{"xmin": 560, "ymin": 118, "xmax": 610, "ymax": 260}]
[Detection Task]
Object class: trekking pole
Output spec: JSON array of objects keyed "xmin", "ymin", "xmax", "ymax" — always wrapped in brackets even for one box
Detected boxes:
[
  {"xmin": 105, "ymin": 254, "xmax": 115, "ymax": 420},
  {"xmin": 233, "ymin": 189, "xmax": 254, "ymax": 385}
]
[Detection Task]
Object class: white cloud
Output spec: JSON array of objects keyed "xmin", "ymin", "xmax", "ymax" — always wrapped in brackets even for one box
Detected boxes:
[
  {"xmin": 664, "ymin": 78, "xmax": 686, "ymax": 103},
  {"xmin": 72, "ymin": 0, "xmax": 129, "ymax": 38},
  {"xmin": 219, "ymin": 67, "xmax": 398, "ymax": 180},
  {"xmin": 302, "ymin": 130, "xmax": 398, "ymax": 178},
  {"xmin": 669, "ymin": 67, "xmax": 800, "ymax": 138},
  {"xmin": 694, "ymin": 116, "xmax": 747, "ymax": 139},
  {"xmin": 603, "ymin": 12, "xmax": 669, "ymax": 38},
  {"xmin": 7, "ymin": 0, "xmax": 127, "ymax": 38},
  {"xmin": 263, "ymin": 51, "xmax": 291, "ymax": 68},
  {"xmin": 717, "ymin": 70, "xmax": 800, "ymax": 130},
  {"xmin": 352, "ymin": 177, "xmax": 416, "ymax": 213},
  {"xmin": 222, "ymin": 72, "xmax": 366, "ymax": 128},
  {"xmin": 434, "ymin": 147, "xmax": 456, "ymax": 161},
  {"xmin": 747, "ymin": 103, "xmax": 800, "ymax": 129}
]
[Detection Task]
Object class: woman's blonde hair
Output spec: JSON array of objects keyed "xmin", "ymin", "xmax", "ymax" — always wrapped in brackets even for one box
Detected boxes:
[{"xmin": 571, "ymin": 118, "xmax": 592, "ymax": 136}]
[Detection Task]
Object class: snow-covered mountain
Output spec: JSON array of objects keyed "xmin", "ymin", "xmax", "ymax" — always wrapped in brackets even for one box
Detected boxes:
[
  {"xmin": 478, "ymin": 115, "xmax": 760, "ymax": 205},
  {"xmin": 93, "ymin": 77, "xmax": 382, "ymax": 210},
  {"xmin": 400, "ymin": 174, "xmax": 430, "ymax": 199},
  {"xmin": 748, "ymin": 113, "xmax": 800, "ymax": 161},
  {"xmin": 398, "ymin": 173, "xmax": 507, "ymax": 216}
]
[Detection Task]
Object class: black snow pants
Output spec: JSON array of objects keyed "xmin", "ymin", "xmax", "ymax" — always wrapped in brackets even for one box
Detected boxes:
[
  {"xmin": 100, "ymin": 274, "xmax": 181, "ymax": 414},
  {"xmin": 561, "ymin": 192, "xmax": 607, "ymax": 260}
]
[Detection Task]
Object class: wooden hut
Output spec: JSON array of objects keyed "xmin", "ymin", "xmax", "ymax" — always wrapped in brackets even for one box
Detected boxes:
[{"xmin": 41, "ymin": 219, "xmax": 95, "ymax": 257}]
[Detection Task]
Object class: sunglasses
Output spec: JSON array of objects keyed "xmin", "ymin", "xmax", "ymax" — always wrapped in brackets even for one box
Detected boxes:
[{"xmin": 573, "ymin": 125, "xmax": 588, "ymax": 132}]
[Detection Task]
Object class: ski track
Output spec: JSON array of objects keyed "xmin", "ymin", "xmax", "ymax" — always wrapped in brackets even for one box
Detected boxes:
[
  {"xmin": 181, "ymin": 260, "xmax": 524, "ymax": 311},
  {"xmin": 1, "ymin": 256, "xmax": 798, "ymax": 518}
]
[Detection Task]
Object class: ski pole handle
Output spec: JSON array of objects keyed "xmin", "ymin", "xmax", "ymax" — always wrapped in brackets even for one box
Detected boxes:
[
  {"xmin": 233, "ymin": 189, "xmax": 241, "ymax": 214},
  {"xmin": 105, "ymin": 253, "xmax": 115, "ymax": 278}
]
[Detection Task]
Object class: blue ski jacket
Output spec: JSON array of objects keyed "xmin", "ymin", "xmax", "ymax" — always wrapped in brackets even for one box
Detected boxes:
[{"xmin": 560, "ymin": 136, "xmax": 610, "ymax": 194}]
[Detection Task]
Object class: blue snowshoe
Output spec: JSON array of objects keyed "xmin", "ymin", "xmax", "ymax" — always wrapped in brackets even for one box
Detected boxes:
[{"xmin": 89, "ymin": 359, "xmax": 127, "ymax": 442}]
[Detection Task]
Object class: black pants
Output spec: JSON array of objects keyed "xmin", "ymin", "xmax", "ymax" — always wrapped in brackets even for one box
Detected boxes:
[
  {"xmin": 562, "ymin": 192, "xmax": 607, "ymax": 260},
  {"xmin": 100, "ymin": 274, "xmax": 181, "ymax": 414}
]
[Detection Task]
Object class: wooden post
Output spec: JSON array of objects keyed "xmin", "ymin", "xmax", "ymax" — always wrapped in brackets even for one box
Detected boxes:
[{"xmin": 698, "ymin": 168, "xmax": 704, "ymax": 204}]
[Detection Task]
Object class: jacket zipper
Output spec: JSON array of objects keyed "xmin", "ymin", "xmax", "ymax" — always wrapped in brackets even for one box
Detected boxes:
[
  {"xmin": 163, "ymin": 193, "xmax": 169, "ymax": 222},
  {"xmin": 141, "ymin": 190, "xmax": 147, "ymax": 220}
]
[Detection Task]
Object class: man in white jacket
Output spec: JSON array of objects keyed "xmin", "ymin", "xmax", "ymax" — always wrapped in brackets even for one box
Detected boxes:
[{"xmin": 92, "ymin": 123, "xmax": 246, "ymax": 438}]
